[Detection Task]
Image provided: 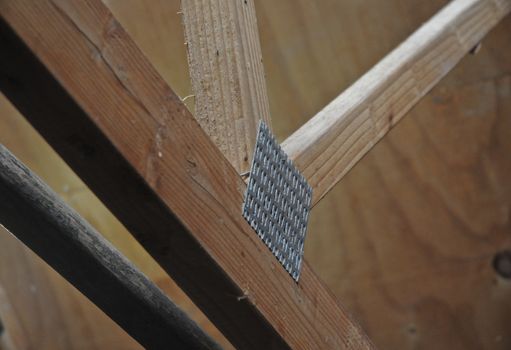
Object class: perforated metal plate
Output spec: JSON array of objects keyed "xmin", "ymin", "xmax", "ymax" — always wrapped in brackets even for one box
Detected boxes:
[{"xmin": 242, "ymin": 121, "xmax": 312, "ymax": 281}]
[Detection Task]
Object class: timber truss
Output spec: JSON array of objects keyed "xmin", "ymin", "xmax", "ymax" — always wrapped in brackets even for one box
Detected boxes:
[{"xmin": 0, "ymin": 0, "xmax": 510, "ymax": 349}]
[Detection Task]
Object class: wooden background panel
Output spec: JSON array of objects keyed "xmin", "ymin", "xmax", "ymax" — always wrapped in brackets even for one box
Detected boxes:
[
  {"xmin": 254, "ymin": 0, "xmax": 511, "ymax": 349},
  {"xmin": 306, "ymin": 75, "xmax": 511, "ymax": 349},
  {"xmin": 1, "ymin": 0, "xmax": 510, "ymax": 349},
  {"xmin": 256, "ymin": 0, "xmax": 511, "ymax": 349},
  {"xmin": 256, "ymin": 0, "xmax": 448, "ymax": 139}
]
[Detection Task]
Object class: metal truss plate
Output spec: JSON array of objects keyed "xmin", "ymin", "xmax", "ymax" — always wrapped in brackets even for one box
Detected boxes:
[{"xmin": 242, "ymin": 121, "xmax": 312, "ymax": 281}]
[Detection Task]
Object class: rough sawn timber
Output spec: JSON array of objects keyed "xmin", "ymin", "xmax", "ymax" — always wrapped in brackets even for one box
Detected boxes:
[{"xmin": 181, "ymin": 0, "xmax": 272, "ymax": 174}]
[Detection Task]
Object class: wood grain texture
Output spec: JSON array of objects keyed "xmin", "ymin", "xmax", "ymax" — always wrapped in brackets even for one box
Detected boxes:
[
  {"xmin": 255, "ymin": 0, "xmax": 511, "ymax": 348},
  {"xmin": 1, "ymin": 0, "xmax": 509, "ymax": 349},
  {"xmin": 281, "ymin": 0, "xmax": 511, "ymax": 205},
  {"xmin": 181, "ymin": 0, "xmax": 272, "ymax": 174},
  {"xmin": 0, "ymin": 1, "xmax": 372, "ymax": 349},
  {"xmin": 315, "ymin": 74, "xmax": 511, "ymax": 350},
  {"xmin": 0, "ymin": 145, "xmax": 221, "ymax": 350}
]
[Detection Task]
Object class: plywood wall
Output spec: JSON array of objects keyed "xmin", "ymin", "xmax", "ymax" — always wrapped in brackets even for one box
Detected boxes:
[{"xmin": 0, "ymin": 1, "xmax": 510, "ymax": 349}]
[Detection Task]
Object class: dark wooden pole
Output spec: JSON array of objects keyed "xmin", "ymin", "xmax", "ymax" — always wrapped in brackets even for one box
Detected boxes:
[{"xmin": 0, "ymin": 145, "xmax": 222, "ymax": 350}]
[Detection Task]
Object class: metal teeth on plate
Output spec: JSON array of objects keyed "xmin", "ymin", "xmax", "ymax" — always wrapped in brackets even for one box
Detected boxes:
[{"xmin": 242, "ymin": 121, "xmax": 312, "ymax": 281}]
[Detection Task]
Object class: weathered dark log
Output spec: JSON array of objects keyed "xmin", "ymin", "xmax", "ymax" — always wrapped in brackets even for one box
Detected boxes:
[{"xmin": 0, "ymin": 145, "xmax": 221, "ymax": 350}]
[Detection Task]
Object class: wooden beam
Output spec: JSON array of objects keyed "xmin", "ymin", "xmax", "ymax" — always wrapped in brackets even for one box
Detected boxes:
[
  {"xmin": 0, "ymin": 145, "xmax": 221, "ymax": 350},
  {"xmin": 181, "ymin": 0, "xmax": 272, "ymax": 174},
  {"xmin": 281, "ymin": 0, "xmax": 511, "ymax": 205},
  {"xmin": 0, "ymin": 1, "xmax": 372, "ymax": 349}
]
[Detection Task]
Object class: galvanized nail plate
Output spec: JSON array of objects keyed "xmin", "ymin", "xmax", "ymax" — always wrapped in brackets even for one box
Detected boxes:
[{"xmin": 242, "ymin": 121, "xmax": 312, "ymax": 281}]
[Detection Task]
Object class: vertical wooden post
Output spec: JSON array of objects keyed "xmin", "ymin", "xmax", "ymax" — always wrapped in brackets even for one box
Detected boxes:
[{"xmin": 182, "ymin": 0, "xmax": 272, "ymax": 174}]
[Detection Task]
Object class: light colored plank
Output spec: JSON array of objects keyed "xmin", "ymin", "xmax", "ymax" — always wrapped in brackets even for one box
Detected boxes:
[
  {"xmin": 281, "ymin": 0, "xmax": 511, "ymax": 205},
  {"xmin": 181, "ymin": 0, "xmax": 272, "ymax": 174},
  {"xmin": 0, "ymin": 1, "xmax": 372, "ymax": 349}
]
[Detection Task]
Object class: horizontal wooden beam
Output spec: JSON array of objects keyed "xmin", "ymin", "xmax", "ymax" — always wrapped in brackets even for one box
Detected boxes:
[
  {"xmin": 0, "ymin": 1, "xmax": 372, "ymax": 349},
  {"xmin": 0, "ymin": 145, "xmax": 221, "ymax": 350},
  {"xmin": 282, "ymin": 0, "xmax": 511, "ymax": 205},
  {"xmin": 182, "ymin": 0, "xmax": 272, "ymax": 174}
]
